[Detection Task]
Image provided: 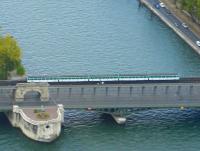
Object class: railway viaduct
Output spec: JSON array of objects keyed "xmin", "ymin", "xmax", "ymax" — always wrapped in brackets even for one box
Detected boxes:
[{"xmin": 1, "ymin": 75, "xmax": 200, "ymax": 142}]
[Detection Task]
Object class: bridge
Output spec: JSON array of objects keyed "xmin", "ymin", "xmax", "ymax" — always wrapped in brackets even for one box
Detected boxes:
[
  {"xmin": 2, "ymin": 74, "xmax": 200, "ymax": 142},
  {"xmin": 1, "ymin": 74, "xmax": 200, "ymax": 110}
]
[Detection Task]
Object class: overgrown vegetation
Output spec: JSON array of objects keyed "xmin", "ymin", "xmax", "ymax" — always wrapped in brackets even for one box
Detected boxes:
[
  {"xmin": 0, "ymin": 34, "xmax": 25, "ymax": 80},
  {"xmin": 35, "ymin": 112, "xmax": 50, "ymax": 119},
  {"xmin": 174, "ymin": 0, "xmax": 200, "ymax": 22},
  {"xmin": 34, "ymin": 108, "xmax": 50, "ymax": 119}
]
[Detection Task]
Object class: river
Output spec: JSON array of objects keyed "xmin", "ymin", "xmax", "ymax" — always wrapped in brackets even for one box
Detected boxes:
[{"xmin": 1, "ymin": 0, "xmax": 200, "ymax": 150}]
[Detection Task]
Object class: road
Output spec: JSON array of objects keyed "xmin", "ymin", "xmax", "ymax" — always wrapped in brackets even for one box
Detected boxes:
[
  {"xmin": 1, "ymin": 82, "xmax": 200, "ymax": 110},
  {"xmin": 144, "ymin": 0, "xmax": 200, "ymax": 49}
]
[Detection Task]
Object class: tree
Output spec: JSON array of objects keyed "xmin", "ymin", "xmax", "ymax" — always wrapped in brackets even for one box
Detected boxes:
[
  {"xmin": 179, "ymin": 0, "xmax": 200, "ymax": 22},
  {"xmin": 0, "ymin": 34, "xmax": 25, "ymax": 79}
]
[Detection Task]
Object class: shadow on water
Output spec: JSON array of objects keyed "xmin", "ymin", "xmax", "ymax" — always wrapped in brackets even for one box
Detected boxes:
[
  {"xmin": 99, "ymin": 113, "xmax": 115, "ymax": 123},
  {"xmin": 1, "ymin": 109, "xmax": 200, "ymax": 151},
  {"xmin": 63, "ymin": 110, "xmax": 128, "ymax": 127},
  {"xmin": 62, "ymin": 108, "xmax": 200, "ymax": 130},
  {"xmin": 0, "ymin": 113, "xmax": 10, "ymax": 125},
  {"xmin": 62, "ymin": 108, "xmax": 200, "ymax": 132}
]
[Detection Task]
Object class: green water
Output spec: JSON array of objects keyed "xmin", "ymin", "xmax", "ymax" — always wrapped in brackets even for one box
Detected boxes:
[
  {"xmin": 1, "ymin": 0, "xmax": 200, "ymax": 150},
  {"xmin": 1, "ymin": 109, "xmax": 200, "ymax": 151}
]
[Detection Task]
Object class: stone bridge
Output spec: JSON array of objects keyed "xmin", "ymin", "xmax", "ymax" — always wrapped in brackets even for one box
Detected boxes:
[{"xmin": 15, "ymin": 83, "xmax": 49, "ymax": 102}]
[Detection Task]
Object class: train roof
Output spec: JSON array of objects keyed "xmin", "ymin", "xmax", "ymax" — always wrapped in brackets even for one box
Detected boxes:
[{"xmin": 27, "ymin": 73, "xmax": 179, "ymax": 79}]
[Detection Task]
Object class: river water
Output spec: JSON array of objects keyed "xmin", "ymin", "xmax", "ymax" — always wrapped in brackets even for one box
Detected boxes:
[{"xmin": 1, "ymin": 0, "xmax": 200, "ymax": 150}]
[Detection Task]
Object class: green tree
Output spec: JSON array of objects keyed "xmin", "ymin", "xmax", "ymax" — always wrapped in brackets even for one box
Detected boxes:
[
  {"xmin": 0, "ymin": 34, "xmax": 25, "ymax": 79},
  {"xmin": 16, "ymin": 64, "xmax": 25, "ymax": 76},
  {"xmin": 179, "ymin": 0, "xmax": 200, "ymax": 21}
]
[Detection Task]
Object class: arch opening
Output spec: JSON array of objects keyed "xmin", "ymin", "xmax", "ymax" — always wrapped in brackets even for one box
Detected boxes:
[{"xmin": 24, "ymin": 91, "xmax": 41, "ymax": 101}]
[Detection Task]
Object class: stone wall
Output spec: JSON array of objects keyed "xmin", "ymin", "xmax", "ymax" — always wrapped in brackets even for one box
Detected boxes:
[
  {"xmin": 6, "ymin": 105, "xmax": 64, "ymax": 142},
  {"xmin": 15, "ymin": 83, "xmax": 49, "ymax": 102}
]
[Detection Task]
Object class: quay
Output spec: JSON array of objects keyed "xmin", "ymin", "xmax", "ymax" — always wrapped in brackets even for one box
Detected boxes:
[
  {"xmin": 139, "ymin": 0, "xmax": 200, "ymax": 54},
  {"xmin": 1, "ymin": 74, "xmax": 200, "ymax": 142}
]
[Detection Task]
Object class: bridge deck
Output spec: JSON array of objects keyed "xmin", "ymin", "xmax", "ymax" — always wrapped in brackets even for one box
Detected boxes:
[
  {"xmin": 49, "ymin": 82, "xmax": 200, "ymax": 108},
  {"xmin": 1, "ymin": 80, "xmax": 200, "ymax": 110}
]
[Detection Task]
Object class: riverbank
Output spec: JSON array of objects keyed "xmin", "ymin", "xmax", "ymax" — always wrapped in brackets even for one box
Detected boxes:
[
  {"xmin": 140, "ymin": 0, "xmax": 200, "ymax": 55},
  {"xmin": 161, "ymin": 0, "xmax": 200, "ymax": 38}
]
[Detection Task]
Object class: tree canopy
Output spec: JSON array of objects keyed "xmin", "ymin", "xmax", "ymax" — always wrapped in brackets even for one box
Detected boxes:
[
  {"xmin": 0, "ymin": 35, "xmax": 25, "ymax": 80},
  {"xmin": 177, "ymin": 0, "xmax": 200, "ymax": 21}
]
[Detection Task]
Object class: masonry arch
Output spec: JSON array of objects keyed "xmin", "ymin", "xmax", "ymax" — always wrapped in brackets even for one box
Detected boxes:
[
  {"xmin": 24, "ymin": 90, "xmax": 41, "ymax": 101},
  {"xmin": 15, "ymin": 83, "xmax": 49, "ymax": 102}
]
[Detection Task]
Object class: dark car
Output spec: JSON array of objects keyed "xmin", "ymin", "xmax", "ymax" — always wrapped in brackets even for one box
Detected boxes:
[{"xmin": 155, "ymin": 3, "xmax": 160, "ymax": 9}]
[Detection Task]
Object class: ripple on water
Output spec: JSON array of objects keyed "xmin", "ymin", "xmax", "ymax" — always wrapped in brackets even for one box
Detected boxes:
[
  {"xmin": 59, "ymin": 108, "xmax": 200, "ymax": 151},
  {"xmin": 0, "ymin": 109, "xmax": 200, "ymax": 151},
  {"xmin": 1, "ymin": 0, "xmax": 200, "ymax": 150}
]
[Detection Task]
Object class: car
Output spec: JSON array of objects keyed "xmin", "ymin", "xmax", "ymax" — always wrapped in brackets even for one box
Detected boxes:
[
  {"xmin": 155, "ymin": 3, "xmax": 160, "ymax": 9},
  {"xmin": 166, "ymin": 10, "xmax": 171, "ymax": 14},
  {"xmin": 182, "ymin": 23, "xmax": 188, "ymax": 29},
  {"xmin": 196, "ymin": 41, "xmax": 200, "ymax": 47},
  {"xmin": 174, "ymin": 22, "xmax": 179, "ymax": 27},
  {"xmin": 159, "ymin": 2, "xmax": 165, "ymax": 8}
]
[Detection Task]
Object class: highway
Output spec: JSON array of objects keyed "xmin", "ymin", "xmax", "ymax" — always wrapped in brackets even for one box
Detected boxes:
[{"xmin": 144, "ymin": 0, "xmax": 200, "ymax": 50}]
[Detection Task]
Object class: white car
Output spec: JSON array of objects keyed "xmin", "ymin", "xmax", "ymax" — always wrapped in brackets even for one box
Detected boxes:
[
  {"xmin": 159, "ymin": 2, "xmax": 165, "ymax": 8},
  {"xmin": 182, "ymin": 23, "xmax": 188, "ymax": 28},
  {"xmin": 196, "ymin": 41, "xmax": 200, "ymax": 47}
]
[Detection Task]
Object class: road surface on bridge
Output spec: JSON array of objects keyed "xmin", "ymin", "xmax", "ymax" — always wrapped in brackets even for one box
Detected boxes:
[{"xmin": 1, "ymin": 81, "xmax": 200, "ymax": 110}]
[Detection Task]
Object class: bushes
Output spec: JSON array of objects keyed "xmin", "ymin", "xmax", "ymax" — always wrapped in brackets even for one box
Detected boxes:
[
  {"xmin": 0, "ymin": 68, "xmax": 6, "ymax": 80},
  {"xmin": 34, "ymin": 108, "xmax": 50, "ymax": 120},
  {"xmin": 36, "ymin": 112, "xmax": 50, "ymax": 120},
  {"xmin": 16, "ymin": 64, "xmax": 25, "ymax": 76}
]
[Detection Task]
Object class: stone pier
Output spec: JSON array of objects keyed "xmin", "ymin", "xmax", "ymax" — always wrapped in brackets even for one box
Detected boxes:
[
  {"xmin": 6, "ymin": 104, "xmax": 64, "ymax": 142},
  {"xmin": 111, "ymin": 114, "xmax": 127, "ymax": 124},
  {"xmin": 95, "ymin": 108, "xmax": 127, "ymax": 124}
]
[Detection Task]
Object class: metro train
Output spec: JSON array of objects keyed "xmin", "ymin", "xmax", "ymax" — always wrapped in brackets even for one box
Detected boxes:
[
  {"xmin": 0, "ymin": 74, "xmax": 181, "ymax": 86},
  {"xmin": 26, "ymin": 74, "xmax": 180, "ymax": 83}
]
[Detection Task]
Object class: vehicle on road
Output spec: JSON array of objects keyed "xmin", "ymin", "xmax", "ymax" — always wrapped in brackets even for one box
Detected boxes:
[
  {"xmin": 174, "ymin": 22, "xmax": 179, "ymax": 27},
  {"xmin": 159, "ymin": 2, "xmax": 165, "ymax": 8},
  {"xmin": 166, "ymin": 9, "xmax": 171, "ymax": 15},
  {"xmin": 155, "ymin": 3, "xmax": 160, "ymax": 9},
  {"xmin": 182, "ymin": 23, "xmax": 188, "ymax": 29},
  {"xmin": 196, "ymin": 41, "xmax": 200, "ymax": 47}
]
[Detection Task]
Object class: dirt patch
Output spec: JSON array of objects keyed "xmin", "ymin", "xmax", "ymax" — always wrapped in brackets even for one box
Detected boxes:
[{"xmin": 22, "ymin": 106, "xmax": 58, "ymax": 121}]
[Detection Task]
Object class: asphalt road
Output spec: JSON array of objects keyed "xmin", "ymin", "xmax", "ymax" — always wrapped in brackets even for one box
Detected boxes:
[
  {"xmin": 1, "ymin": 82, "xmax": 200, "ymax": 110},
  {"xmin": 147, "ymin": 0, "xmax": 200, "ymax": 46}
]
